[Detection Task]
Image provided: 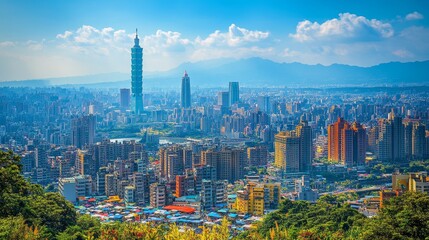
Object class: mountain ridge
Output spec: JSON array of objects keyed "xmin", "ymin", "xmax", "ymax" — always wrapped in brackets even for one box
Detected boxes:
[{"xmin": 1, "ymin": 57, "xmax": 428, "ymax": 88}]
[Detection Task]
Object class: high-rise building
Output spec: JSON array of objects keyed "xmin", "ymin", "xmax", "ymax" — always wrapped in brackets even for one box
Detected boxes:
[
  {"xmin": 181, "ymin": 71, "xmax": 191, "ymax": 108},
  {"xmin": 412, "ymin": 123, "xmax": 426, "ymax": 159},
  {"xmin": 59, "ymin": 175, "xmax": 92, "ymax": 203},
  {"xmin": 71, "ymin": 115, "xmax": 96, "ymax": 149},
  {"xmin": 229, "ymin": 82, "xmax": 239, "ymax": 105},
  {"xmin": 235, "ymin": 182, "xmax": 281, "ymax": 215},
  {"xmin": 377, "ymin": 111, "xmax": 405, "ymax": 162},
  {"xmin": 274, "ymin": 131, "xmax": 300, "ymax": 172},
  {"xmin": 257, "ymin": 96, "xmax": 270, "ymax": 113},
  {"xmin": 247, "ymin": 145, "xmax": 268, "ymax": 167},
  {"xmin": 296, "ymin": 121, "xmax": 313, "ymax": 171},
  {"xmin": 328, "ymin": 118, "xmax": 366, "ymax": 166},
  {"xmin": 131, "ymin": 29, "xmax": 143, "ymax": 114},
  {"xmin": 328, "ymin": 117, "xmax": 349, "ymax": 162},
  {"xmin": 201, "ymin": 148, "xmax": 246, "ymax": 183},
  {"xmin": 150, "ymin": 182, "xmax": 168, "ymax": 208},
  {"xmin": 218, "ymin": 91, "xmax": 230, "ymax": 107},
  {"xmin": 275, "ymin": 122, "xmax": 313, "ymax": 172},
  {"xmin": 120, "ymin": 88, "xmax": 130, "ymax": 109}
]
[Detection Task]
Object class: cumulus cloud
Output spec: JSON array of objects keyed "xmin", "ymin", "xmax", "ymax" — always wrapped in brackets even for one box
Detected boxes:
[
  {"xmin": 196, "ymin": 24, "xmax": 269, "ymax": 47},
  {"xmin": 405, "ymin": 11, "xmax": 424, "ymax": 21},
  {"xmin": 56, "ymin": 25, "xmax": 131, "ymax": 55},
  {"xmin": 142, "ymin": 30, "xmax": 191, "ymax": 54},
  {"xmin": 290, "ymin": 13, "xmax": 394, "ymax": 42}
]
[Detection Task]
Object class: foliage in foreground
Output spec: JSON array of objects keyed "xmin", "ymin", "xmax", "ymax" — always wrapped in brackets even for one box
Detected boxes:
[{"xmin": 2, "ymin": 150, "xmax": 429, "ymax": 239}]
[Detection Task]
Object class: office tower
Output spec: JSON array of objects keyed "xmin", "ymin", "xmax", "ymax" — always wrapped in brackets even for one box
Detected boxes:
[
  {"xmin": 378, "ymin": 111, "xmax": 405, "ymax": 162},
  {"xmin": 71, "ymin": 115, "xmax": 96, "ymax": 149},
  {"xmin": 229, "ymin": 82, "xmax": 239, "ymax": 105},
  {"xmin": 257, "ymin": 96, "xmax": 270, "ymax": 113},
  {"xmin": 120, "ymin": 88, "xmax": 131, "ymax": 109},
  {"xmin": 412, "ymin": 123, "xmax": 426, "ymax": 159},
  {"xmin": 217, "ymin": 91, "xmax": 230, "ymax": 107},
  {"xmin": 296, "ymin": 121, "xmax": 313, "ymax": 171},
  {"xmin": 181, "ymin": 71, "xmax": 191, "ymax": 108},
  {"xmin": 404, "ymin": 122, "xmax": 413, "ymax": 160},
  {"xmin": 274, "ymin": 131, "xmax": 300, "ymax": 172},
  {"xmin": 275, "ymin": 122, "xmax": 313, "ymax": 172},
  {"xmin": 351, "ymin": 122, "xmax": 367, "ymax": 166},
  {"xmin": 392, "ymin": 114, "xmax": 405, "ymax": 162},
  {"xmin": 131, "ymin": 29, "xmax": 143, "ymax": 114}
]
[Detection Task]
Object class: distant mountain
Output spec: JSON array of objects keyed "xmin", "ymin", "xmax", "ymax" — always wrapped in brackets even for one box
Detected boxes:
[
  {"xmin": 159, "ymin": 57, "xmax": 429, "ymax": 87},
  {"xmin": 1, "ymin": 58, "xmax": 428, "ymax": 88}
]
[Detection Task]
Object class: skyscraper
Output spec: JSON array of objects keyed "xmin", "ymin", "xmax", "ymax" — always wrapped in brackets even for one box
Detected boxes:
[
  {"xmin": 71, "ymin": 115, "xmax": 96, "ymax": 149},
  {"xmin": 120, "ymin": 88, "xmax": 130, "ymax": 109},
  {"xmin": 257, "ymin": 96, "xmax": 270, "ymax": 113},
  {"xmin": 328, "ymin": 118, "xmax": 366, "ymax": 166},
  {"xmin": 229, "ymin": 82, "xmax": 239, "ymax": 105},
  {"xmin": 218, "ymin": 91, "xmax": 229, "ymax": 107},
  {"xmin": 131, "ymin": 29, "xmax": 143, "ymax": 114},
  {"xmin": 181, "ymin": 71, "xmax": 191, "ymax": 108},
  {"xmin": 377, "ymin": 110, "xmax": 405, "ymax": 162},
  {"xmin": 274, "ymin": 122, "xmax": 313, "ymax": 173}
]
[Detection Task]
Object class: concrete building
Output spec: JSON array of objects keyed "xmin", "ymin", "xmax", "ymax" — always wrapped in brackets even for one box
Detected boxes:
[
  {"xmin": 71, "ymin": 115, "xmax": 96, "ymax": 149},
  {"xmin": 150, "ymin": 182, "xmax": 168, "ymax": 208}
]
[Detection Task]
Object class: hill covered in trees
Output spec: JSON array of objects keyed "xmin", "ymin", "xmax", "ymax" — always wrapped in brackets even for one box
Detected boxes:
[{"xmin": 1, "ymin": 150, "xmax": 429, "ymax": 239}]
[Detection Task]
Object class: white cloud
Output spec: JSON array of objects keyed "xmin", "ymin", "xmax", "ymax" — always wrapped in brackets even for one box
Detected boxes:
[
  {"xmin": 405, "ymin": 11, "xmax": 424, "ymax": 21},
  {"xmin": 290, "ymin": 13, "xmax": 394, "ymax": 42},
  {"xmin": 0, "ymin": 41, "xmax": 15, "ymax": 47},
  {"xmin": 56, "ymin": 31, "xmax": 72, "ymax": 39},
  {"xmin": 196, "ymin": 24, "xmax": 269, "ymax": 47}
]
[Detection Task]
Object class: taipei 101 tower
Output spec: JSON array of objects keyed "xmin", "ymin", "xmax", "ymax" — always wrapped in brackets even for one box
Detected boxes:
[{"xmin": 131, "ymin": 29, "xmax": 143, "ymax": 114}]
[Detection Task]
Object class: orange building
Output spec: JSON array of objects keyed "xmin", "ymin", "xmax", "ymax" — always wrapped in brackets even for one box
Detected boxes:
[
  {"xmin": 328, "ymin": 118, "xmax": 366, "ymax": 166},
  {"xmin": 328, "ymin": 117, "xmax": 350, "ymax": 162}
]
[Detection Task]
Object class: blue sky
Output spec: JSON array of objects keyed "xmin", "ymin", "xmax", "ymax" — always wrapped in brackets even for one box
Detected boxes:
[{"xmin": 0, "ymin": 0, "xmax": 428, "ymax": 81}]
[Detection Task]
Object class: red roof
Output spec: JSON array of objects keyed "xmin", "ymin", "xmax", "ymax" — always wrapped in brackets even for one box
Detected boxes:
[{"xmin": 164, "ymin": 205, "xmax": 196, "ymax": 214}]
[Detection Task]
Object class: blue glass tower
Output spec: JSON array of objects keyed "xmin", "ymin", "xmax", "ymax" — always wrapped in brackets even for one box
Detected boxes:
[
  {"xmin": 131, "ymin": 29, "xmax": 143, "ymax": 114},
  {"xmin": 181, "ymin": 71, "xmax": 191, "ymax": 108}
]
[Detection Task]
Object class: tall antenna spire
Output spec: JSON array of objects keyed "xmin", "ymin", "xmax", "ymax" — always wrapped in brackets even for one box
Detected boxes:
[{"xmin": 136, "ymin": 28, "xmax": 138, "ymax": 37}]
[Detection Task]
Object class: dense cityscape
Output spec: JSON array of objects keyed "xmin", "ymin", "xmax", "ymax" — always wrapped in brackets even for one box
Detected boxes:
[{"xmin": 1, "ymin": 1, "xmax": 429, "ymax": 239}]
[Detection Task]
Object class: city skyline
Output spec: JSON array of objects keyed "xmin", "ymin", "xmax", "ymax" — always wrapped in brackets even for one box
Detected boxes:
[{"xmin": 0, "ymin": 0, "xmax": 429, "ymax": 81}]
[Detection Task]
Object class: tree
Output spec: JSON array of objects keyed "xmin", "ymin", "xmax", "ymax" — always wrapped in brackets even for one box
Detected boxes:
[
  {"xmin": 359, "ymin": 192, "xmax": 429, "ymax": 240},
  {"xmin": 0, "ymin": 150, "xmax": 77, "ymax": 237}
]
